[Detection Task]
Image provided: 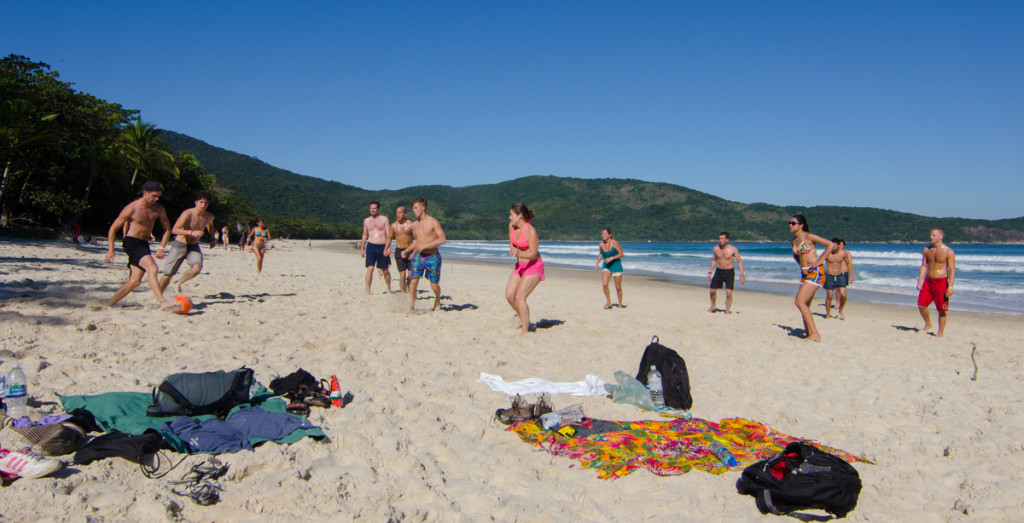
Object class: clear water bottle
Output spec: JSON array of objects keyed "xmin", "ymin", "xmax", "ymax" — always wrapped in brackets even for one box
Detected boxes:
[
  {"xmin": 6, "ymin": 363, "xmax": 28, "ymax": 419},
  {"xmin": 539, "ymin": 404, "xmax": 586, "ymax": 430},
  {"xmin": 710, "ymin": 440, "xmax": 738, "ymax": 467},
  {"xmin": 647, "ymin": 365, "xmax": 664, "ymax": 406}
]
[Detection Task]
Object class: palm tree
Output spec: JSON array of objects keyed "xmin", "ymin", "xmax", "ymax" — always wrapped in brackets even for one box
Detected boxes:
[{"xmin": 119, "ymin": 118, "xmax": 176, "ymax": 187}]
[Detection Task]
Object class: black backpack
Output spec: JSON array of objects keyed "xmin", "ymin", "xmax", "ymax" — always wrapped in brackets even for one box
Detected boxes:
[
  {"xmin": 635, "ymin": 336, "xmax": 692, "ymax": 410},
  {"xmin": 146, "ymin": 368, "xmax": 254, "ymax": 418},
  {"xmin": 736, "ymin": 441, "xmax": 862, "ymax": 520}
]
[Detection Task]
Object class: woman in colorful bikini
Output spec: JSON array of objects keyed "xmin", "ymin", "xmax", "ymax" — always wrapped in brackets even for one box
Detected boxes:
[
  {"xmin": 246, "ymin": 218, "xmax": 271, "ymax": 274},
  {"xmin": 506, "ymin": 203, "xmax": 544, "ymax": 334},
  {"xmin": 594, "ymin": 227, "xmax": 625, "ymax": 309},
  {"xmin": 789, "ymin": 214, "xmax": 833, "ymax": 341}
]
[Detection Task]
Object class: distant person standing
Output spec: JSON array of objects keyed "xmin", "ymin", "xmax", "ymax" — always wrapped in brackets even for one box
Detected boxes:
[
  {"xmin": 402, "ymin": 198, "xmax": 446, "ymax": 311},
  {"xmin": 707, "ymin": 231, "xmax": 745, "ymax": 314},
  {"xmin": 360, "ymin": 201, "xmax": 392, "ymax": 294},
  {"xmin": 222, "ymin": 226, "xmax": 230, "ymax": 250},
  {"xmin": 917, "ymin": 228, "xmax": 956, "ymax": 337},
  {"xmin": 391, "ymin": 205, "xmax": 415, "ymax": 294},
  {"xmin": 104, "ymin": 180, "xmax": 174, "ymax": 309},
  {"xmin": 246, "ymin": 219, "xmax": 270, "ymax": 274},
  {"xmin": 506, "ymin": 203, "xmax": 543, "ymax": 334},
  {"xmin": 594, "ymin": 227, "xmax": 625, "ymax": 309},
  {"xmin": 158, "ymin": 191, "xmax": 215, "ymax": 295},
  {"xmin": 824, "ymin": 238, "xmax": 854, "ymax": 319},
  {"xmin": 789, "ymin": 215, "xmax": 834, "ymax": 341}
]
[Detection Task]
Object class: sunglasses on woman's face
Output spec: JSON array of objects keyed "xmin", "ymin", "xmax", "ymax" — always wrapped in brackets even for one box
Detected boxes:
[{"xmin": 788, "ymin": 221, "xmax": 799, "ymax": 225}]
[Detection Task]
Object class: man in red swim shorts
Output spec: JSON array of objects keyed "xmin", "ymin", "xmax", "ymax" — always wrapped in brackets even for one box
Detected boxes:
[{"xmin": 917, "ymin": 228, "xmax": 956, "ymax": 338}]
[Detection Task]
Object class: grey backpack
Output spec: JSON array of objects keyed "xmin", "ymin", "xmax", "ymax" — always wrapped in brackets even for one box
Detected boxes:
[{"xmin": 146, "ymin": 368, "xmax": 254, "ymax": 418}]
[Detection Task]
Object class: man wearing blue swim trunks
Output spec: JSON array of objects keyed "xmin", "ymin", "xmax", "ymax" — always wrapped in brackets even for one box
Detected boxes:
[
  {"xmin": 360, "ymin": 201, "xmax": 392, "ymax": 295},
  {"xmin": 401, "ymin": 198, "xmax": 446, "ymax": 311},
  {"xmin": 823, "ymin": 238, "xmax": 854, "ymax": 320}
]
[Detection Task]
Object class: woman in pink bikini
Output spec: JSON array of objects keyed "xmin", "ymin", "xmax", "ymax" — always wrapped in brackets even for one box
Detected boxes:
[
  {"xmin": 506, "ymin": 203, "xmax": 544, "ymax": 334},
  {"xmin": 789, "ymin": 214, "xmax": 833, "ymax": 341}
]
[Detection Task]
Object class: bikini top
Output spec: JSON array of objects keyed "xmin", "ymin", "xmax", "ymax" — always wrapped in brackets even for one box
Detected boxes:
[
  {"xmin": 254, "ymin": 230, "xmax": 266, "ymax": 238},
  {"xmin": 793, "ymin": 235, "xmax": 814, "ymax": 255},
  {"xmin": 510, "ymin": 223, "xmax": 532, "ymax": 250}
]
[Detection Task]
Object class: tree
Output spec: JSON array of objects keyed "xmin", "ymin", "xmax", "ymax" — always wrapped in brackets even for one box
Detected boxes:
[
  {"xmin": 119, "ymin": 117, "xmax": 177, "ymax": 187},
  {"xmin": 0, "ymin": 99, "xmax": 57, "ymax": 226}
]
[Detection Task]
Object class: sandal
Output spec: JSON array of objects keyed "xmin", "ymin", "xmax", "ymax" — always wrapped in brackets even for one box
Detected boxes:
[
  {"xmin": 495, "ymin": 394, "xmax": 534, "ymax": 425},
  {"xmin": 533, "ymin": 393, "xmax": 553, "ymax": 418}
]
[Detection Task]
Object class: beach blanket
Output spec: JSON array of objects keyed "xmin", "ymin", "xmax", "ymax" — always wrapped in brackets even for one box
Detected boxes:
[
  {"xmin": 507, "ymin": 416, "xmax": 868, "ymax": 480},
  {"xmin": 478, "ymin": 372, "xmax": 607, "ymax": 396},
  {"xmin": 59, "ymin": 392, "xmax": 325, "ymax": 454}
]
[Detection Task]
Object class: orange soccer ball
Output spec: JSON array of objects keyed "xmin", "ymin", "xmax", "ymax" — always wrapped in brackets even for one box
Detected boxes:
[{"xmin": 174, "ymin": 295, "xmax": 193, "ymax": 315}]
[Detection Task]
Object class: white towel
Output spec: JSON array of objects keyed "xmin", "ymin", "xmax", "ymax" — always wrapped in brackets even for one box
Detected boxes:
[{"xmin": 478, "ymin": 372, "xmax": 607, "ymax": 397}]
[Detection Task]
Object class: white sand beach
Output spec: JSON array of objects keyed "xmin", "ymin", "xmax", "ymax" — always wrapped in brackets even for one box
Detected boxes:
[{"xmin": 1, "ymin": 238, "xmax": 1021, "ymax": 520}]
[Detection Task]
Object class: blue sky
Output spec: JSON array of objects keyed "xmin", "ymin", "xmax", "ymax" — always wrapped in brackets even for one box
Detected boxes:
[{"xmin": 8, "ymin": 2, "xmax": 1023, "ymax": 219}]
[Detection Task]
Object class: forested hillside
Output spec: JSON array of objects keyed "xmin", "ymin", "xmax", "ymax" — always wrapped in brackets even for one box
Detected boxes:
[{"xmin": 165, "ymin": 132, "xmax": 1024, "ymax": 242}]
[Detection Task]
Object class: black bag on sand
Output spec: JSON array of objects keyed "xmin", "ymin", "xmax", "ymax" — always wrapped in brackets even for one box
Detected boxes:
[
  {"xmin": 736, "ymin": 441, "xmax": 862, "ymax": 521},
  {"xmin": 146, "ymin": 368, "xmax": 254, "ymax": 418},
  {"xmin": 635, "ymin": 336, "xmax": 693, "ymax": 410}
]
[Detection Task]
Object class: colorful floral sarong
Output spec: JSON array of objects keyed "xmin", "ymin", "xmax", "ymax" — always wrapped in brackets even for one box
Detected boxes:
[{"xmin": 507, "ymin": 416, "xmax": 868, "ymax": 480}]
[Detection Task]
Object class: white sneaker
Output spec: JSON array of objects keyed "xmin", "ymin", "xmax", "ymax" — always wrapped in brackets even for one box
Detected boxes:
[{"xmin": 0, "ymin": 447, "xmax": 63, "ymax": 479}]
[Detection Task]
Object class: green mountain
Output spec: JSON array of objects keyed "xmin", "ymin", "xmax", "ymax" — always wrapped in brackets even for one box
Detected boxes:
[{"xmin": 163, "ymin": 131, "xmax": 1024, "ymax": 242}]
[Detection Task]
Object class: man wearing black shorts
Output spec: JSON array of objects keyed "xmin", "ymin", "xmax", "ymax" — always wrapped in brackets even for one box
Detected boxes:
[
  {"xmin": 360, "ymin": 201, "xmax": 392, "ymax": 294},
  {"xmin": 707, "ymin": 231, "xmax": 745, "ymax": 314},
  {"xmin": 390, "ymin": 205, "xmax": 415, "ymax": 293},
  {"xmin": 104, "ymin": 181, "xmax": 174, "ymax": 309}
]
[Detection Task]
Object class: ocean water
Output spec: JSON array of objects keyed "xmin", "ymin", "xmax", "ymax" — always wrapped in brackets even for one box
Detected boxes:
[{"xmin": 442, "ymin": 241, "xmax": 1024, "ymax": 316}]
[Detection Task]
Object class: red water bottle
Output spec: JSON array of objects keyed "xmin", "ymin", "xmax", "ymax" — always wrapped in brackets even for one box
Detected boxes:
[{"xmin": 330, "ymin": 375, "xmax": 343, "ymax": 407}]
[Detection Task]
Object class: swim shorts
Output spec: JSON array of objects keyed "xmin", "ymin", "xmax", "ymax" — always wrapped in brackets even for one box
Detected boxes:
[
  {"xmin": 411, "ymin": 252, "xmax": 442, "ymax": 284},
  {"xmin": 122, "ymin": 236, "xmax": 153, "ymax": 271},
  {"xmin": 394, "ymin": 249, "xmax": 411, "ymax": 272},
  {"xmin": 800, "ymin": 265, "xmax": 825, "ymax": 287},
  {"xmin": 824, "ymin": 272, "xmax": 849, "ymax": 290},
  {"xmin": 710, "ymin": 268, "xmax": 735, "ymax": 290},
  {"xmin": 917, "ymin": 277, "xmax": 949, "ymax": 312},
  {"xmin": 161, "ymin": 240, "xmax": 203, "ymax": 276},
  {"xmin": 514, "ymin": 258, "xmax": 545, "ymax": 281},
  {"xmin": 365, "ymin": 242, "xmax": 390, "ymax": 269}
]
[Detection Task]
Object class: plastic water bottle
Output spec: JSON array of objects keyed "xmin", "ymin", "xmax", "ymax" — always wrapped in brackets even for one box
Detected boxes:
[
  {"xmin": 6, "ymin": 363, "xmax": 28, "ymax": 418},
  {"xmin": 710, "ymin": 440, "xmax": 738, "ymax": 467},
  {"xmin": 647, "ymin": 365, "xmax": 664, "ymax": 406},
  {"xmin": 539, "ymin": 404, "xmax": 586, "ymax": 430}
]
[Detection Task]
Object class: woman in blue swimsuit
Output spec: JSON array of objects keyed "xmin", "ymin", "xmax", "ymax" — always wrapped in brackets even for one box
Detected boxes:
[
  {"xmin": 246, "ymin": 219, "xmax": 271, "ymax": 274},
  {"xmin": 594, "ymin": 227, "xmax": 625, "ymax": 309},
  {"xmin": 789, "ymin": 215, "xmax": 833, "ymax": 341}
]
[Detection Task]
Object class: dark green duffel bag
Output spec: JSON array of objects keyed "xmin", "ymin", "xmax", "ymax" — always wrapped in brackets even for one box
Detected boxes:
[{"xmin": 146, "ymin": 368, "xmax": 254, "ymax": 418}]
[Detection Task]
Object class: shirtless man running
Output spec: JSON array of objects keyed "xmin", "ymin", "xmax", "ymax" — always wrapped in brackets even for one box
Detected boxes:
[
  {"xmin": 917, "ymin": 228, "xmax": 956, "ymax": 337},
  {"xmin": 390, "ymin": 205, "xmax": 415, "ymax": 293},
  {"xmin": 824, "ymin": 238, "xmax": 854, "ymax": 319},
  {"xmin": 158, "ymin": 191, "xmax": 216, "ymax": 296},
  {"xmin": 360, "ymin": 201, "xmax": 392, "ymax": 294},
  {"xmin": 401, "ymin": 198, "xmax": 447, "ymax": 311},
  {"xmin": 707, "ymin": 231, "xmax": 745, "ymax": 314},
  {"xmin": 104, "ymin": 180, "xmax": 174, "ymax": 309}
]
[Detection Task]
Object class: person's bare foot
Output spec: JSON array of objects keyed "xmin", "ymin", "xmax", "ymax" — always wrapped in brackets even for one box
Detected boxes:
[
  {"xmin": 432, "ymin": 299, "xmax": 441, "ymax": 311},
  {"xmin": 725, "ymin": 310, "xmax": 732, "ymax": 315},
  {"xmin": 921, "ymin": 323, "xmax": 933, "ymax": 333},
  {"xmin": 173, "ymin": 280, "xmax": 183, "ymax": 295},
  {"xmin": 838, "ymin": 312, "xmax": 845, "ymax": 320},
  {"xmin": 707, "ymin": 306, "xmax": 715, "ymax": 313},
  {"xmin": 158, "ymin": 300, "xmax": 177, "ymax": 312},
  {"xmin": 805, "ymin": 334, "xmax": 821, "ymax": 342}
]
